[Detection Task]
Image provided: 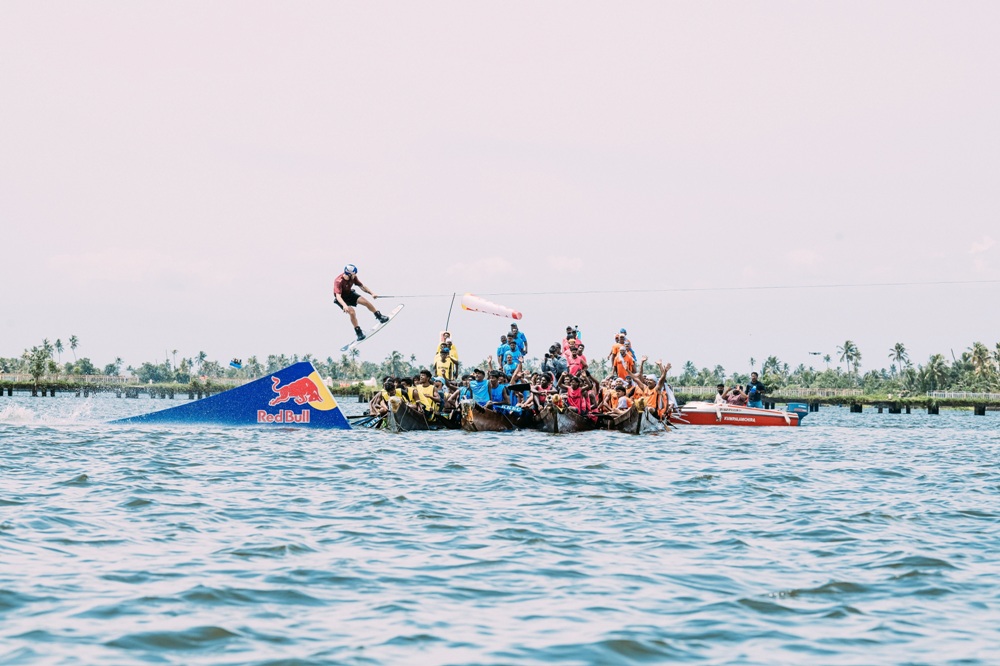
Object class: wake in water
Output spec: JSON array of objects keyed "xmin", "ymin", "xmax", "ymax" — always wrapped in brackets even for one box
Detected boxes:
[{"xmin": 0, "ymin": 400, "xmax": 98, "ymax": 426}]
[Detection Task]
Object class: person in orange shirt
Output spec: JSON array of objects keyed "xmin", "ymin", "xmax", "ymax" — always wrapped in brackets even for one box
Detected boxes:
[
  {"xmin": 633, "ymin": 360, "xmax": 672, "ymax": 419},
  {"xmin": 613, "ymin": 346, "xmax": 635, "ymax": 379}
]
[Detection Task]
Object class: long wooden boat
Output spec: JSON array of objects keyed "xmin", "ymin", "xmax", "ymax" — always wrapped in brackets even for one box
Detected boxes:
[
  {"xmin": 599, "ymin": 406, "xmax": 667, "ymax": 434},
  {"xmin": 385, "ymin": 397, "xmax": 429, "ymax": 432},
  {"xmin": 668, "ymin": 401, "xmax": 807, "ymax": 427},
  {"xmin": 537, "ymin": 405, "xmax": 597, "ymax": 434},
  {"xmin": 461, "ymin": 402, "xmax": 516, "ymax": 432}
]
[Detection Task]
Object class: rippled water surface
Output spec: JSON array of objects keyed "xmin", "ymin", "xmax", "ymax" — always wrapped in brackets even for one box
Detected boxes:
[{"xmin": 2, "ymin": 396, "xmax": 999, "ymax": 664}]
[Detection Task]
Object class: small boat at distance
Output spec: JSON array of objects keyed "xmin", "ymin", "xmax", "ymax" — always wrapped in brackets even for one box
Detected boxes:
[{"xmin": 669, "ymin": 401, "xmax": 809, "ymax": 427}]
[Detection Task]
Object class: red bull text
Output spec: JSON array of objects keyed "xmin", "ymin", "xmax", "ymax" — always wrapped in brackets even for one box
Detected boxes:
[{"xmin": 257, "ymin": 409, "xmax": 311, "ymax": 424}]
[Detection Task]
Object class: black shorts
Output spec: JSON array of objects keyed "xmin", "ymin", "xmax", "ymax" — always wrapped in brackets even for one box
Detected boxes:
[{"xmin": 335, "ymin": 290, "xmax": 360, "ymax": 309}]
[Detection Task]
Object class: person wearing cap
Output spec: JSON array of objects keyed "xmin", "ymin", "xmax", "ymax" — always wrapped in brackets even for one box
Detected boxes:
[
  {"xmin": 468, "ymin": 367, "xmax": 491, "ymax": 406},
  {"xmin": 334, "ymin": 264, "xmax": 389, "ymax": 341},
  {"xmin": 433, "ymin": 347, "xmax": 457, "ymax": 381},
  {"xmin": 713, "ymin": 383, "xmax": 727, "ymax": 405},
  {"xmin": 509, "ymin": 323, "xmax": 528, "ymax": 355}
]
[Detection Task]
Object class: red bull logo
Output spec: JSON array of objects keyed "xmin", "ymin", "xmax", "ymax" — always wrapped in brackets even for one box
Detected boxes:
[
  {"xmin": 257, "ymin": 372, "xmax": 338, "ymax": 425},
  {"xmin": 269, "ymin": 376, "xmax": 321, "ymax": 406}
]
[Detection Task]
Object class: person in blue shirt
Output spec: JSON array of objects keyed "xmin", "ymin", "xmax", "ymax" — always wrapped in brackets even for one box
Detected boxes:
[
  {"xmin": 496, "ymin": 335, "xmax": 509, "ymax": 367},
  {"xmin": 457, "ymin": 374, "xmax": 473, "ymax": 401},
  {"xmin": 503, "ymin": 339, "xmax": 524, "ymax": 365},
  {"xmin": 468, "ymin": 367, "xmax": 491, "ymax": 406},
  {"xmin": 745, "ymin": 372, "xmax": 766, "ymax": 408},
  {"xmin": 502, "ymin": 353, "xmax": 520, "ymax": 378},
  {"xmin": 486, "ymin": 370, "xmax": 509, "ymax": 408},
  {"xmin": 509, "ymin": 323, "xmax": 528, "ymax": 355}
]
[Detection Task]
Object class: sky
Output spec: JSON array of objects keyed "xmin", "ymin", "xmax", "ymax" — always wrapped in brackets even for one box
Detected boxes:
[{"xmin": 2, "ymin": 1, "xmax": 998, "ymax": 376}]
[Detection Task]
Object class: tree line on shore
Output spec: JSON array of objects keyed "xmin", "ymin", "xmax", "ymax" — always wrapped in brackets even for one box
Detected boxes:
[{"xmin": 3, "ymin": 338, "xmax": 1000, "ymax": 394}]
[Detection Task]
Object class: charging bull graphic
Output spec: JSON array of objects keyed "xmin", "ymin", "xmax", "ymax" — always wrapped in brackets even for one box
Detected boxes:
[
  {"xmin": 269, "ymin": 376, "xmax": 322, "ymax": 406},
  {"xmin": 109, "ymin": 361, "xmax": 351, "ymax": 429}
]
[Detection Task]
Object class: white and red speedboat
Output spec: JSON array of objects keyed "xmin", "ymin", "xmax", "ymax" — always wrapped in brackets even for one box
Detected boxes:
[{"xmin": 669, "ymin": 401, "xmax": 809, "ymax": 427}]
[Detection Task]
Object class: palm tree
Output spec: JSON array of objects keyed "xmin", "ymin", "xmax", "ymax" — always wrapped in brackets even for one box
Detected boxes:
[
  {"xmin": 69, "ymin": 335, "xmax": 79, "ymax": 361},
  {"xmin": 749, "ymin": 357, "xmax": 756, "ymax": 372},
  {"xmin": 171, "ymin": 349, "xmax": 178, "ymax": 369},
  {"xmin": 55, "ymin": 339, "xmax": 64, "ymax": 362},
  {"xmin": 388, "ymin": 350, "xmax": 403, "ymax": 376},
  {"xmin": 889, "ymin": 343, "xmax": 909, "ymax": 377},
  {"xmin": 196, "ymin": 351, "xmax": 207, "ymax": 372},
  {"xmin": 823, "ymin": 354, "xmax": 831, "ymax": 369},
  {"xmin": 969, "ymin": 342, "xmax": 992, "ymax": 380},
  {"xmin": 926, "ymin": 354, "xmax": 949, "ymax": 390},
  {"xmin": 349, "ymin": 349, "xmax": 360, "ymax": 377},
  {"xmin": 837, "ymin": 340, "xmax": 860, "ymax": 374}
]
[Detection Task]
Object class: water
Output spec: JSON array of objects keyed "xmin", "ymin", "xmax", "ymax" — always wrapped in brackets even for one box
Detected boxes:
[{"xmin": 2, "ymin": 396, "xmax": 999, "ymax": 664}]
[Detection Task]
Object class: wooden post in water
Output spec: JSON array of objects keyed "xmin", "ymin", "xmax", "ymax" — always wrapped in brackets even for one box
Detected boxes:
[
  {"xmin": 928, "ymin": 405, "xmax": 939, "ymax": 415},
  {"xmin": 974, "ymin": 404, "xmax": 986, "ymax": 416},
  {"xmin": 850, "ymin": 403, "xmax": 862, "ymax": 413}
]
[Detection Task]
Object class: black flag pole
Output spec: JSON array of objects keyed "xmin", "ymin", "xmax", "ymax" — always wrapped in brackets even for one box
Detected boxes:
[{"xmin": 444, "ymin": 292, "xmax": 457, "ymax": 331}]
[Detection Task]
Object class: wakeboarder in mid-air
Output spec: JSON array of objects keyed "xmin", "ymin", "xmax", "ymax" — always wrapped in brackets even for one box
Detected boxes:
[{"xmin": 334, "ymin": 264, "xmax": 389, "ymax": 342}]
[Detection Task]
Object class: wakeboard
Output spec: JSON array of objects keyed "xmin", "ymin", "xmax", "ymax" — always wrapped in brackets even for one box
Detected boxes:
[{"xmin": 341, "ymin": 304, "xmax": 404, "ymax": 352}]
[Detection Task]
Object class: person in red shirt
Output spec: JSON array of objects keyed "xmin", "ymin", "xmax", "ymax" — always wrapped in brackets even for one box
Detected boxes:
[
  {"xmin": 567, "ymin": 343, "xmax": 589, "ymax": 376},
  {"xmin": 334, "ymin": 264, "xmax": 389, "ymax": 341}
]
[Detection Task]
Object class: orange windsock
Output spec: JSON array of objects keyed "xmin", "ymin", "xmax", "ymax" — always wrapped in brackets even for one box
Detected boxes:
[{"xmin": 460, "ymin": 293, "xmax": 522, "ymax": 320}]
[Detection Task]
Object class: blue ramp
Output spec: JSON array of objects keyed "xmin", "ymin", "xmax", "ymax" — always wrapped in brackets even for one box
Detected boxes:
[{"xmin": 111, "ymin": 362, "xmax": 352, "ymax": 429}]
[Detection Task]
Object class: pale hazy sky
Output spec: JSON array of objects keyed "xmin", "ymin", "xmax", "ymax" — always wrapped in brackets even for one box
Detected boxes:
[{"xmin": 2, "ymin": 2, "xmax": 998, "ymax": 374}]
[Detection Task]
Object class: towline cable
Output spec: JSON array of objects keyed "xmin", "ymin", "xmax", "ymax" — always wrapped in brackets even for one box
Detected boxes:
[{"xmin": 378, "ymin": 278, "xmax": 1000, "ymax": 299}]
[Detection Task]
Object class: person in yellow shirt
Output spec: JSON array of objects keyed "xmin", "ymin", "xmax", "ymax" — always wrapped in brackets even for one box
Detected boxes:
[
  {"xmin": 370, "ymin": 377, "xmax": 402, "ymax": 417},
  {"xmin": 436, "ymin": 331, "xmax": 459, "ymax": 364},
  {"xmin": 433, "ymin": 348, "xmax": 457, "ymax": 381},
  {"xmin": 413, "ymin": 370, "xmax": 439, "ymax": 414}
]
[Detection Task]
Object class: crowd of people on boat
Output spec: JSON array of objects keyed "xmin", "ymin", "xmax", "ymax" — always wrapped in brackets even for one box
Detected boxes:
[{"xmin": 369, "ymin": 322, "xmax": 682, "ymax": 426}]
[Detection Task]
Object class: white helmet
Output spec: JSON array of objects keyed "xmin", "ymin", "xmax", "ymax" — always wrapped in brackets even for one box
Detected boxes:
[{"xmin": 344, "ymin": 264, "xmax": 358, "ymax": 275}]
